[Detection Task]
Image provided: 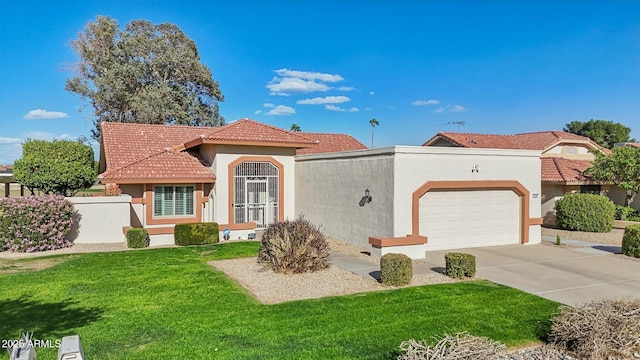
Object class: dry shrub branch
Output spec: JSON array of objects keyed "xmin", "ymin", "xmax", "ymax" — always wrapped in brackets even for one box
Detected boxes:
[
  {"xmin": 549, "ymin": 298, "xmax": 640, "ymax": 360},
  {"xmin": 397, "ymin": 332, "xmax": 506, "ymax": 360}
]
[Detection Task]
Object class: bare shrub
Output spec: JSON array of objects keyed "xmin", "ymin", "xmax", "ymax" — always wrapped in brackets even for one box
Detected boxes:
[
  {"xmin": 549, "ymin": 298, "xmax": 640, "ymax": 359},
  {"xmin": 397, "ymin": 332, "xmax": 506, "ymax": 360},
  {"xmin": 258, "ymin": 217, "xmax": 330, "ymax": 274}
]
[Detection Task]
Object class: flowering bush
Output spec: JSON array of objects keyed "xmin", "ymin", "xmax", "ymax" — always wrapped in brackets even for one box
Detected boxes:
[{"xmin": 0, "ymin": 195, "xmax": 75, "ymax": 252}]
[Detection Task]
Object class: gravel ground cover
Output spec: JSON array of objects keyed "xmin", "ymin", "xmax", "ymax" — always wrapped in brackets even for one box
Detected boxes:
[
  {"xmin": 541, "ymin": 227, "xmax": 623, "ymax": 246},
  {"xmin": 210, "ymin": 237, "xmax": 454, "ymax": 304}
]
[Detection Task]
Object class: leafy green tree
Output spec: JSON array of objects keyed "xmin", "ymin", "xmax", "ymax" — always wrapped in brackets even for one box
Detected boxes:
[
  {"xmin": 13, "ymin": 140, "xmax": 97, "ymax": 196},
  {"xmin": 564, "ymin": 119, "xmax": 634, "ymax": 149},
  {"xmin": 290, "ymin": 123, "xmax": 301, "ymax": 132},
  {"xmin": 66, "ymin": 16, "xmax": 224, "ymax": 139},
  {"xmin": 585, "ymin": 146, "xmax": 640, "ymax": 206},
  {"xmin": 369, "ymin": 118, "xmax": 379, "ymax": 148}
]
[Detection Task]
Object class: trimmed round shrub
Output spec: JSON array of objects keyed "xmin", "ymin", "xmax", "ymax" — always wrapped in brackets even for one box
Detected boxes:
[
  {"xmin": 0, "ymin": 195, "xmax": 75, "ymax": 252},
  {"xmin": 381, "ymin": 253, "xmax": 412, "ymax": 286},
  {"xmin": 555, "ymin": 194, "xmax": 615, "ymax": 232},
  {"xmin": 258, "ymin": 217, "xmax": 330, "ymax": 274},
  {"xmin": 622, "ymin": 224, "xmax": 640, "ymax": 258},
  {"xmin": 444, "ymin": 252, "xmax": 476, "ymax": 278},
  {"xmin": 174, "ymin": 222, "xmax": 219, "ymax": 246},
  {"xmin": 127, "ymin": 228, "xmax": 150, "ymax": 249}
]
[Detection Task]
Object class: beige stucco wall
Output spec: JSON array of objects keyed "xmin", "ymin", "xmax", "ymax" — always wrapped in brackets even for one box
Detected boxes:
[
  {"xmin": 67, "ymin": 195, "xmax": 131, "ymax": 244},
  {"xmin": 295, "ymin": 149, "xmax": 395, "ymax": 247},
  {"xmin": 296, "ymin": 146, "xmax": 541, "ymax": 249},
  {"xmin": 543, "ymin": 144, "xmax": 594, "ymax": 159},
  {"xmin": 119, "ymin": 184, "xmax": 144, "ymax": 227},
  {"xmin": 541, "ymin": 183, "xmax": 565, "ymax": 225},
  {"xmin": 208, "ymin": 145, "xmax": 297, "ymax": 225}
]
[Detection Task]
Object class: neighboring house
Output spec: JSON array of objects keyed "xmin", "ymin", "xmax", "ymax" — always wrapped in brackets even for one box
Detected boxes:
[
  {"xmin": 98, "ymin": 119, "xmax": 366, "ymax": 244},
  {"xmin": 422, "ymin": 130, "xmax": 624, "ymax": 224}
]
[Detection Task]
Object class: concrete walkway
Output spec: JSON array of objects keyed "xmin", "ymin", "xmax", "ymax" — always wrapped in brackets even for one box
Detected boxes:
[{"xmin": 331, "ymin": 239, "xmax": 640, "ymax": 306}]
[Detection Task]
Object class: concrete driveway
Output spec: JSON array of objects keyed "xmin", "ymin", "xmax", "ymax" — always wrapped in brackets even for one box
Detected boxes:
[{"xmin": 420, "ymin": 243, "xmax": 640, "ymax": 306}]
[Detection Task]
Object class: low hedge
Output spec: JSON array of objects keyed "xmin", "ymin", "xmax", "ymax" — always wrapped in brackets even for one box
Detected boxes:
[
  {"xmin": 380, "ymin": 253, "xmax": 412, "ymax": 286},
  {"xmin": 127, "ymin": 228, "xmax": 149, "ymax": 248},
  {"xmin": 555, "ymin": 193, "xmax": 615, "ymax": 233},
  {"xmin": 444, "ymin": 253, "xmax": 476, "ymax": 278},
  {"xmin": 174, "ymin": 222, "xmax": 219, "ymax": 246},
  {"xmin": 622, "ymin": 224, "xmax": 640, "ymax": 258}
]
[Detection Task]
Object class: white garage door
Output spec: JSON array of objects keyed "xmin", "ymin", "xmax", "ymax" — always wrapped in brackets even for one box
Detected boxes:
[{"xmin": 419, "ymin": 189, "xmax": 521, "ymax": 251}]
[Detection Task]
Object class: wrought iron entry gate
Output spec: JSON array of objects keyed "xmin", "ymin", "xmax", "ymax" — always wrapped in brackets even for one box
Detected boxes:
[{"xmin": 233, "ymin": 161, "xmax": 279, "ymax": 229}]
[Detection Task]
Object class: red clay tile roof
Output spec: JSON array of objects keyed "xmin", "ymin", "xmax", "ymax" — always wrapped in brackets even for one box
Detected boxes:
[
  {"xmin": 100, "ymin": 122, "xmax": 211, "ymax": 171},
  {"xmin": 201, "ymin": 119, "xmax": 318, "ymax": 146},
  {"xmin": 99, "ymin": 119, "xmax": 363, "ymax": 183},
  {"xmin": 541, "ymin": 157, "xmax": 594, "ymax": 183},
  {"xmin": 618, "ymin": 142, "xmax": 640, "ymax": 148},
  {"xmin": 296, "ymin": 132, "xmax": 367, "ymax": 155},
  {"xmin": 424, "ymin": 130, "xmax": 609, "ymax": 153},
  {"xmin": 99, "ymin": 149, "xmax": 215, "ymax": 184}
]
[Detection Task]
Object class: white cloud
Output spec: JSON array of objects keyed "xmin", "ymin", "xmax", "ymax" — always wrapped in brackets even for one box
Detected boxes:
[
  {"xmin": 369, "ymin": 91, "xmax": 375, "ymax": 95},
  {"xmin": 254, "ymin": 110, "xmax": 262, "ymax": 114},
  {"xmin": 338, "ymin": 86, "xmax": 355, "ymax": 91},
  {"xmin": 0, "ymin": 137, "xmax": 21, "ymax": 144},
  {"xmin": 266, "ymin": 105, "xmax": 296, "ymax": 116},
  {"xmin": 25, "ymin": 131, "xmax": 55, "ymax": 140},
  {"xmin": 347, "ymin": 107, "xmax": 359, "ymax": 112},
  {"xmin": 267, "ymin": 77, "xmax": 330, "ymax": 95},
  {"xmin": 434, "ymin": 105, "xmax": 467, "ymax": 113},
  {"xmin": 264, "ymin": 103, "xmax": 274, "ymax": 108},
  {"xmin": 23, "ymin": 109, "xmax": 69, "ymax": 120},
  {"xmin": 325, "ymin": 105, "xmax": 345, "ymax": 112},
  {"xmin": 58, "ymin": 133, "xmax": 74, "ymax": 140},
  {"xmin": 412, "ymin": 99, "xmax": 440, "ymax": 106},
  {"xmin": 297, "ymin": 96, "xmax": 351, "ymax": 105},
  {"xmin": 274, "ymin": 68, "xmax": 344, "ymax": 82}
]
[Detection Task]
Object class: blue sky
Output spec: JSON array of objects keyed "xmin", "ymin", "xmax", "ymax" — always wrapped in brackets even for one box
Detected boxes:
[{"xmin": 1, "ymin": 1, "xmax": 640, "ymax": 164}]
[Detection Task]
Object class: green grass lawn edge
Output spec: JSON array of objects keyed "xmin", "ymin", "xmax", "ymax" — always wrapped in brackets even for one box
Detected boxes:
[{"xmin": 0, "ymin": 242, "xmax": 560, "ymax": 359}]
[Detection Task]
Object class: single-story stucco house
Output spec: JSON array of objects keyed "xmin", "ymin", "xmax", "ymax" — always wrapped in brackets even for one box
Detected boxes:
[
  {"xmin": 96, "ymin": 119, "xmax": 543, "ymax": 258},
  {"xmin": 422, "ymin": 130, "xmax": 631, "ymax": 225},
  {"xmin": 98, "ymin": 119, "xmax": 366, "ymax": 244}
]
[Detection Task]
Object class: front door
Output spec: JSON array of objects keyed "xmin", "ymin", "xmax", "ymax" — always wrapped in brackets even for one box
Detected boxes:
[{"xmin": 246, "ymin": 179, "xmax": 268, "ymax": 229}]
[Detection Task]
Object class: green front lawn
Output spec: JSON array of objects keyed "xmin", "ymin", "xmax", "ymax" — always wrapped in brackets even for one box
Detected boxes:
[{"xmin": 0, "ymin": 243, "xmax": 559, "ymax": 359}]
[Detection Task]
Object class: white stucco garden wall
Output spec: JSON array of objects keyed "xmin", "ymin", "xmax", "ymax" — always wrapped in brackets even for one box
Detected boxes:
[
  {"xmin": 68, "ymin": 195, "xmax": 131, "ymax": 244},
  {"xmin": 296, "ymin": 146, "xmax": 541, "ymax": 249}
]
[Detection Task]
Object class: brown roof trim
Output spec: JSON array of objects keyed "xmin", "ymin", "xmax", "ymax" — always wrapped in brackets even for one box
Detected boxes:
[
  {"xmin": 101, "ymin": 178, "xmax": 215, "ymax": 185},
  {"xmin": 422, "ymin": 133, "xmax": 464, "ymax": 147},
  {"xmin": 200, "ymin": 139, "xmax": 316, "ymax": 148}
]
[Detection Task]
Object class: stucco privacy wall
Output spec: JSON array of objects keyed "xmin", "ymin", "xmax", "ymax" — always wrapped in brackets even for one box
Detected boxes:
[
  {"xmin": 295, "ymin": 149, "xmax": 395, "ymax": 246},
  {"xmin": 67, "ymin": 195, "xmax": 131, "ymax": 244},
  {"xmin": 295, "ymin": 146, "xmax": 542, "ymax": 249}
]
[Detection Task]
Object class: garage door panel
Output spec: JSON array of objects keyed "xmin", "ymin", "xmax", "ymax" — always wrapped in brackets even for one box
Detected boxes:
[{"xmin": 419, "ymin": 189, "xmax": 520, "ymax": 251}]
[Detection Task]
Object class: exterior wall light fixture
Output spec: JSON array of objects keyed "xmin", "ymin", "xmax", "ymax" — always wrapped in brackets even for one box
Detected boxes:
[
  {"xmin": 359, "ymin": 189, "xmax": 373, "ymax": 207},
  {"xmin": 471, "ymin": 164, "xmax": 480, "ymax": 173}
]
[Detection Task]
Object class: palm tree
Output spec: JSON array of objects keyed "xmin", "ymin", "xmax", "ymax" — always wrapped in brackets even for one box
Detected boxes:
[
  {"xmin": 290, "ymin": 123, "xmax": 301, "ymax": 132},
  {"xmin": 369, "ymin": 118, "xmax": 379, "ymax": 148}
]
